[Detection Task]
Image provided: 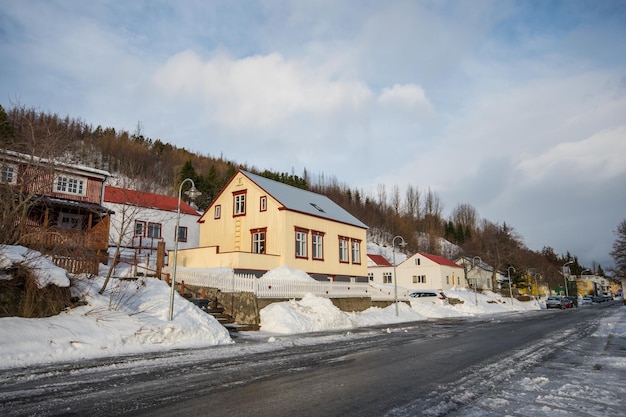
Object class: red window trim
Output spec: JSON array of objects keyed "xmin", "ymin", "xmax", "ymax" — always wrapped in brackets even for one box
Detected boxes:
[
  {"xmin": 232, "ymin": 190, "xmax": 247, "ymax": 217},
  {"xmin": 351, "ymin": 238, "xmax": 362, "ymax": 265},
  {"xmin": 311, "ymin": 230, "xmax": 325, "ymax": 261},
  {"xmin": 338, "ymin": 235, "xmax": 350, "ymax": 264},
  {"xmin": 251, "ymin": 227, "xmax": 267, "ymax": 254},
  {"xmin": 260, "ymin": 195, "xmax": 267, "ymax": 212},
  {"xmin": 295, "ymin": 227, "xmax": 309, "ymax": 259}
]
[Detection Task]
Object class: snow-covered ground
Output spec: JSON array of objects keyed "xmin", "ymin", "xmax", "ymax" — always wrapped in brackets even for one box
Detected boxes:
[{"xmin": 1, "ymin": 245, "xmax": 625, "ymax": 416}]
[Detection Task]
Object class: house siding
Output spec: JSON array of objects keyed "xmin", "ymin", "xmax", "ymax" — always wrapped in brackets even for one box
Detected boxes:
[{"xmin": 179, "ymin": 171, "xmax": 368, "ymax": 281}]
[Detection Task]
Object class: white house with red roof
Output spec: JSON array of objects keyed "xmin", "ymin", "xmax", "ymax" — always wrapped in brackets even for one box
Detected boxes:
[
  {"xmin": 103, "ymin": 186, "xmax": 201, "ymax": 267},
  {"xmin": 367, "ymin": 252, "xmax": 467, "ymax": 291}
]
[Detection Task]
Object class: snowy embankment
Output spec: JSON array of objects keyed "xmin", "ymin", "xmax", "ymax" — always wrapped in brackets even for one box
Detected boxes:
[{"xmin": 1, "ymin": 245, "xmax": 540, "ymax": 370}]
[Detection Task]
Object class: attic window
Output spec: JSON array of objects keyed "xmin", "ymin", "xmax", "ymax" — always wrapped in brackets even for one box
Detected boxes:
[{"xmin": 310, "ymin": 203, "xmax": 325, "ymax": 213}]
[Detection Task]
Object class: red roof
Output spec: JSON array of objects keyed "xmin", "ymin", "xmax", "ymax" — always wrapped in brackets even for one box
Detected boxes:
[
  {"xmin": 367, "ymin": 254, "xmax": 392, "ymax": 267},
  {"xmin": 418, "ymin": 253, "xmax": 463, "ymax": 268},
  {"xmin": 104, "ymin": 186, "xmax": 200, "ymax": 216}
]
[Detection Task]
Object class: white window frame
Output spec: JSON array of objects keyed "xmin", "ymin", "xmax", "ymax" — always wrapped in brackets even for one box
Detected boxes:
[
  {"xmin": 134, "ymin": 220, "xmax": 146, "ymax": 236},
  {"xmin": 351, "ymin": 240, "xmax": 361, "ymax": 264},
  {"xmin": 214, "ymin": 205, "xmax": 221, "ymax": 219},
  {"xmin": 339, "ymin": 237, "xmax": 349, "ymax": 263},
  {"xmin": 1, "ymin": 164, "xmax": 17, "ymax": 184},
  {"xmin": 295, "ymin": 229, "xmax": 308, "ymax": 258},
  {"xmin": 383, "ymin": 272, "xmax": 392, "ymax": 284},
  {"xmin": 55, "ymin": 175, "xmax": 86, "ymax": 196},
  {"xmin": 252, "ymin": 229, "xmax": 266, "ymax": 254},
  {"xmin": 234, "ymin": 192, "xmax": 246, "ymax": 216},
  {"xmin": 312, "ymin": 232, "xmax": 324, "ymax": 260}
]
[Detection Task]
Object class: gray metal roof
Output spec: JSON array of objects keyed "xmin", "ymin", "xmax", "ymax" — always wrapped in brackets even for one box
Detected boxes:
[{"xmin": 241, "ymin": 170, "xmax": 368, "ymax": 229}]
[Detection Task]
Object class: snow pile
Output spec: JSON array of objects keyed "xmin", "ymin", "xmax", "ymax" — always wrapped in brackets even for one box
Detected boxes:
[
  {"xmin": 260, "ymin": 265, "xmax": 316, "ymax": 281},
  {"xmin": 0, "ymin": 245, "xmax": 70, "ymax": 288},
  {"xmin": 260, "ymin": 293, "xmax": 429, "ymax": 333},
  {"xmin": 0, "ymin": 247, "xmax": 232, "ymax": 369}
]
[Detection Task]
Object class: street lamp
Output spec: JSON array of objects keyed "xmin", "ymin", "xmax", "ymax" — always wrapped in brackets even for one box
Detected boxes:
[
  {"xmin": 168, "ymin": 178, "xmax": 202, "ymax": 321},
  {"xmin": 562, "ymin": 260, "xmax": 573, "ymax": 297},
  {"xmin": 580, "ymin": 268, "xmax": 590, "ymax": 279},
  {"xmin": 471, "ymin": 256, "xmax": 482, "ymax": 306},
  {"xmin": 507, "ymin": 266, "xmax": 516, "ymax": 305},
  {"xmin": 392, "ymin": 235, "xmax": 407, "ymax": 317}
]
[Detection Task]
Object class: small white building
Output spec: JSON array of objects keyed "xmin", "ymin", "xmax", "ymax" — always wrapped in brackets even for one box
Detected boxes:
[
  {"xmin": 455, "ymin": 256, "xmax": 498, "ymax": 291},
  {"xmin": 103, "ymin": 186, "xmax": 201, "ymax": 269},
  {"xmin": 368, "ymin": 252, "xmax": 466, "ymax": 291}
]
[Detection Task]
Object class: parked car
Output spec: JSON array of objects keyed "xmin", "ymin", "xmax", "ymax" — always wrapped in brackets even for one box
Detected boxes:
[
  {"xmin": 546, "ymin": 296, "xmax": 566, "ymax": 309},
  {"xmin": 409, "ymin": 290, "xmax": 449, "ymax": 306},
  {"xmin": 563, "ymin": 296, "xmax": 577, "ymax": 308},
  {"xmin": 581, "ymin": 296, "xmax": 593, "ymax": 306},
  {"xmin": 561, "ymin": 297, "xmax": 574, "ymax": 308}
]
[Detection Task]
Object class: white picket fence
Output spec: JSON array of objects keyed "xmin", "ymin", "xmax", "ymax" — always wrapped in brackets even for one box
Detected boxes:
[{"xmin": 169, "ymin": 268, "xmax": 409, "ymax": 301}]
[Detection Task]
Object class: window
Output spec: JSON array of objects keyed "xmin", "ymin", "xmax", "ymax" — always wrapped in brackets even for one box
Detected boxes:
[
  {"xmin": 260, "ymin": 196, "xmax": 267, "ymax": 212},
  {"xmin": 251, "ymin": 228, "xmax": 266, "ymax": 254},
  {"xmin": 368, "ymin": 273, "xmax": 373, "ymax": 281},
  {"xmin": 214, "ymin": 205, "xmax": 221, "ymax": 219},
  {"xmin": 1, "ymin": 164, "xmax": 16, "ymax": 184},
  {"xmin": 295, "ymin": 228, "xmax": 308, "ymax": 258},
  {"xmin": 338, "ymin": 236, "xmax": 349, "ymax": 263},
  {"xmin": 415, "ymin": 258, "xmax": 421, "ymax": 266},
  {"xmin": 55, "ymin": 175, "xmax": 85, "ymax": 196},
  {"xmin": 134, "ymin": 221, "xmax": 146, "ymax": 236},
  {"xmin": 58, "ymin": 212, "xmax": 83, "ymax": 229},
  {"xmin": 312, "ymin": 231, "xmax": 324, "ymax": 260},
  {"xmin": 383, "ymin": 272, "xmax": 392, "ymax": 283},
  {"xmin": 446, "ymin": 276, "xmax": 450, "ymax": 285},
  {"xmin": 413, "ymin": 275, "xmax": 426, "ymax": 283},
  {"xmin": 177, "ymin": 226, "xmax": 188, "ymax": 242},
  {"xmin": 233, "ymin": 191, "xmax": 246, "ymax": 216},
  {"xmin": 351, "ymin": 239, "xmax": 361, "ymax": 264},
  {"xmin": 147, "ymin": 222, "xmax": 161, "ymax": 239}
]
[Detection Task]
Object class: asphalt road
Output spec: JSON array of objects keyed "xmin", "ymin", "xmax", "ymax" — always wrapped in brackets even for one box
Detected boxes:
[{"xmin": 1, "ymin": 302, "xmax": 620, "ymax": 417}]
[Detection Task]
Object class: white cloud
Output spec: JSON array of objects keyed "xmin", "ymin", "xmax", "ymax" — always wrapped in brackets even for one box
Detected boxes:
[
  {"xmin": 152, "ymin": 50, "xmax": 373, "ymax": 130},
  {"xmin": 377, "ymin": 84, "xmax": 435, "ymax": 118},
  {"xmin": 516, "ymin": 125, "xmax": 626, "ymax": 183}
]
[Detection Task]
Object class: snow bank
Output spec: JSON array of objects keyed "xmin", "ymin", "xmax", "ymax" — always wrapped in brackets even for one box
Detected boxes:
[{"xmin": 0, "ymin": 245, "xmax": 70, "ymax": 288}]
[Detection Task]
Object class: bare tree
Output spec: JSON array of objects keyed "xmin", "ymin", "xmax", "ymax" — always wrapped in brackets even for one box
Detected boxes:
[
  {"xmin": 610, "ymin": 219, "xmax": 626, "ymax": 279},
  {"xmin": 404, "ymin": 184, "xmax": 421, "ymax": 220}
]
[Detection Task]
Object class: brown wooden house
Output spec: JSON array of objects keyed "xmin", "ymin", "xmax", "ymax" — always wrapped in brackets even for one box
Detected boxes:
[{"xmin": 1, "ymin": 149, "xmax": 113, "ymax": 274}]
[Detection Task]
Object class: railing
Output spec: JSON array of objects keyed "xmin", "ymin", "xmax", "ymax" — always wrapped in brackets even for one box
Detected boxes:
[
  {"xmin": 19, "ymin": 226, "xmax": 108, "ymax": 250},
  {"xmin": 169, "ymin": 268, "xmax": 410, "ymax": 301}
]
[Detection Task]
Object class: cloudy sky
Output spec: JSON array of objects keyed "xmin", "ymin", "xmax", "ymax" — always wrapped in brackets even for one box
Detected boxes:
[{"xmin": 1, "ymin": 0, "xmax": 625, "ymax": 270}]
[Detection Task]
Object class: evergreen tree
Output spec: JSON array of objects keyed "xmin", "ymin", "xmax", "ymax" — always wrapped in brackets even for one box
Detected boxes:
[{"xmin": 610, "ymin": 219, "xmax": 626, "ymax": 278}]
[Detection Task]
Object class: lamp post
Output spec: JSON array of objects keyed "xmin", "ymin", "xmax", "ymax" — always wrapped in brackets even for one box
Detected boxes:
[
  {"xmin": 168, "ymin": 178, "xmax": 202, "ymax": 321},
  {"xmin": 471, "ymin": 256, "xmax": 482, "ymax": 306},
  {"xmin": 562, "ymin": 260, "xmax": 573, "ymax": 297},
  {"xmin": 507, "ymin": 266, "xmax": 516, "ymax": 305},
  {"xmin": 580, "ymin": 268, "xmax": 590, "ymax": 280},
  {"xmin": 392, "ymin": 235, "xmax": 407, "ymax": 317}
]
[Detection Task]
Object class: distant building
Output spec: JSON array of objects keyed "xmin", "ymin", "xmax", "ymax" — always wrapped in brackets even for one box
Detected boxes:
[
  {"xmin": 103, "ymin": 186, "xmax": 201, "ymax": 269},
  {"xmin": 368, "ymin": 252, "xmax": 466, "ymax": 291}
]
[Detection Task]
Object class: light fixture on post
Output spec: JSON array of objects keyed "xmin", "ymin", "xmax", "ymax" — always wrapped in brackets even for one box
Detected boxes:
[
  {"xmin": 169, "ymin": 178, "xmax": 202, "ymax": 321},
  {"xmin": 471, "ymin": 256, "xmax": 482, "ymax": 306},
  {"xmin": 392, "ymin": 235, "xmax": 407, "ymax": 317},
  {"xmin": 507, "ymin": 266, "xmax": 516, "ymax": 305},
  {"xmin": 562, "ymin": 260, "xmax": 573, "ymax": 297}
]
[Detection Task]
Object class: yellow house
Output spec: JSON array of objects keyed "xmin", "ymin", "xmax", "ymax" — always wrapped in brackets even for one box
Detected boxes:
[{"xmin": 172, "ymin": 170, "xmax": 369, "ymax": 282}]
